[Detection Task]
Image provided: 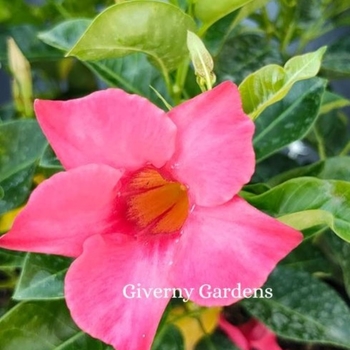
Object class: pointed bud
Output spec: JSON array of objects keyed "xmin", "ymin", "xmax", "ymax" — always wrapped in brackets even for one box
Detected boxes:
[{"xmin": 187, "ymin": 30, "xmax": 216, "ymax": 91}]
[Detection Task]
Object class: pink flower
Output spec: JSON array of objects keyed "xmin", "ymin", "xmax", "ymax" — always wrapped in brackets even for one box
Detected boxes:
[
  {"xmin": 219, "ymin": 315, "xmax": 282, "ymax": 350},
  {"xmin": 0, "ymin": 82, "xmax": 301, "ymax": 350}
]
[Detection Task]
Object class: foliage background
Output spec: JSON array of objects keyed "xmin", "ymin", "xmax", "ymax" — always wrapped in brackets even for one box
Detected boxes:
[{"xmin": 1, "ymin": 0, "xmax": 350, "ymax": 349}]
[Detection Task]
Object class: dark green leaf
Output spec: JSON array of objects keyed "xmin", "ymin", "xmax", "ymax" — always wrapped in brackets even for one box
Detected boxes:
[
  {"xmin": 0, "ymin": 300, "xmax": 110, "ymax": 349},
  {"xmin": 215, "ymin": 33, "xmax": 282, "ymax": 85},
  {"xmin": 253, "ymin": 78, "xmax": 326, "ymax": 162},
  {"xmin": 243, "ymin": 267, "xmax": 350, "ymax": 348},
  {"xmin": 152, "ymin": 324, "xmax": 184, "ymax": 350},
  {"xmin": 0, "ymin": 165, "xmax": 35, "ymax": 214},
  {"xmin": 317, "ymin": 232, "xmax": 350, "ymax": 299},
  {"xmin": 0, "ymin": 120, "xmax": 47, "ymax": 182},
  {"xmin": 195, "ymin": 330, "xmax": 239, "ymax": 350},
  {"xmin": 0, "ymin": 249, "xmax": 25, "ymax": 269},
  {"xmin": 13, "ymin": 253, "xmax": 72, "ymax": 300}
]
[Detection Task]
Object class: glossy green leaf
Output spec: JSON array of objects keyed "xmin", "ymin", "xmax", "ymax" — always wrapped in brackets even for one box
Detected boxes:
[
  {"xmin": 253, "ymin": 78, "xmax": 326, "ymax": 161},
  {"xmin": 67, "ymin": 2, "xmax": 196, "ymax": 73},
  {"xmin": 320, "ymin": 91, "xmax": 350, "ymax": 115},
  {"xmin": 0, "ymin": 120, "xmax": 47, "ymax": 214},
  {"xmin": 239, "ymin": 46, "xmax": 326, "ymax": 119},
  {"xmin": 195, "ymin": 0, "xmax": 254, "ymax": 31},
  {"xmin": 13, "ymin": 253, "xmax": 72, "ymax": 300},
  {"xmin": 243, "ymin": 268, "xmax": 350, "ymax": 347},
  {"xmin": 0, "ymin": 300, "xmax": 110, "ymax": 349},
  {"xmin": 0, "ymin": 165, "xmax": 35, "ymax": 215},
  {"xmin": 39, "ymin": 19, "xmax": 170, "ymax": 105},
  {"xmin": 246, "ymin": 177, "xmax": 350, "ymax": 242},
  {"xmin": 0, "ymin": 120, "xmax": 47, "ymax": 182}
]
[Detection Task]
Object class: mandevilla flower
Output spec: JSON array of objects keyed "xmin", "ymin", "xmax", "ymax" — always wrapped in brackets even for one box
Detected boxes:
[
  {"xmin": 0, "ymin": 82, "xmax": 302, "ymax": 350},
  {"xmin": 219, "ymin": 315, "xmax": 282, "ymax": 350}
]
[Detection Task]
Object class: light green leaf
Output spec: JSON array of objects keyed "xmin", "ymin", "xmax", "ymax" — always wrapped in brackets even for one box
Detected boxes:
[
  {"xmin": 39, "ymin": 19, "xmax": 171, "ymax": 105},
  {"xmin": 0, "ymin": 300, "xmax": 110, "ymax": 349},
  {"xmin": 253, "ymin": 78, "xmax": 326, "ymax": 161},
  {"xmin": 13, "ymin": 253, "xmax": 72, "ymax": 300},
  {"xmin": 243, "ymin": 267, "xmax": 350, "ymax": 348},
  {"xmin": 239, "ymin": 46, "xmax": 326, "ymax": 120},
  {"xmin": 67, "ymin": 1, "xmax": 196, "ymax": 73},
  {"xmin": 320, "ymin": 91, "xmax": 350, "ymax": 115},
  {"xmin": 246, "ymin": 177, "xmax": 350, "ymax": 242},
  {"xmin": 195, "ymin": 0, "xmax": 254, "ymax": 32}
]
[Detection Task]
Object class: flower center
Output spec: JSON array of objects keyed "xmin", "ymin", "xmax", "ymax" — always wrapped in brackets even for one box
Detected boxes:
[{"xmin": 122, "ymin": 168, "xmax": 189, "ymax": 235}]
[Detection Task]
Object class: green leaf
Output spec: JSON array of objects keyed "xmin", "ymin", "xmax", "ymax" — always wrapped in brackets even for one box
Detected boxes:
[
  {"xmin": 39, "ymin": 19, "xmax": 171, "ymax": 105},
  {"xmin": 0, "ymin": 186, "xmax": 3, "ymax": 199},
  {"xmin": 0, "ymin": 120, "xmax": 47, "ymax": 214},
  {"xmin": 0, "ymin": 250, "xmax": 25, "ymax": 269},
  {"xmin": 13, "ymin": 253, "xmax": 72, "ymax": 300},
  {"xmin": 239, "ymin": 46, "xmax": 326, "ymax": 120},
  {"xmin": 322, "ymin": 34, "xmax": 350, "ymax": 78},
  {"xmin": 246, "ymin": 177, "xmax": 350, "ymax": 242},
  {"xmin": 268, "ymin": 156, "xmax": 350, "ymax": 186},
  {"xmin": 0, "ymin": 120, "xmax": 47, "ymax": 182},
  {"xmin": 0, "ymin": 300, "xmax": 110, "ymax": 349},
  {"xmin": 320, "ymin": 91, "xmax": 350, "ymax": 115},
  {"xmin": 317, "ymin": 232, "xmax": 350, "ymax": 299},
  {"xmin": 195, "ymin": 330, "xmax": 239, "ymax": 350},
  {"xmin": 0, "ymin": 165, "xmax": 35, "ymax": 214},
  {"xmin": 195, "ymin": 0, "xmax": 254, "ymax": 32},
  {"xmin": 152, "ymin": 324, "xmax": 184, "ymax": 350},
  {"xmin": 67, "ymin": 2, "xmax": 196, "ymax": 73},
  {"xmin": 280, "ymin": 239, "xmax": 333, "ymax": 276},
  {"xmin": 253, "ymin": 78, "xmax": 326, "ymax": 162},
  {"xmin": 243, "ymin": 267, "xmax": 350, "ymax": 348},
  {"xmin": 215, "ymin": 33, "xmax": 283, "ymax": 85}
]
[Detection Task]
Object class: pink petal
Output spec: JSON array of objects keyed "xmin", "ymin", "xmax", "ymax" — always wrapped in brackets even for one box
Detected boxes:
[
  {"xmin": 219, "ymin": 316, "xmax": 250, "ymax": 350},
  {"xmin": 219, "ymin": 317, "xmax": 282, "ymax": 350},
  {"xmin": 170, "ymin": 197, "xmax": 302, "ymax": 305},
  {"xmin": 0, "ymin": 164, "xmax": 122, "ymax": 257},
  {"xmin": 34, "ymin": 89, "xmax": 177, "ymax": 171},
  {"xmin": 65, "ymin": 234, "xmax": 176, "ymax": 350},
  {"xmin": 167, "ymin": 81, "xmax": 255, "ymax": 207}
]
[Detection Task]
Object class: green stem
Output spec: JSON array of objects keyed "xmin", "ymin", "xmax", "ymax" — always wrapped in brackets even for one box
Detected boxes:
[
  {"xmin": 339, "ymin": 140, "xmax": 350, "ymax": 156},
  {"xmin": 313, "ymin": 126, "xmax": 327, "ymax": 160}
]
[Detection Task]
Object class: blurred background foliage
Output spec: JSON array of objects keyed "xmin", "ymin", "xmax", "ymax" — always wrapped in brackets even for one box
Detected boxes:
[{"xmin": 1, "ymin": 0, "xmax": 350, "ymax": 349}]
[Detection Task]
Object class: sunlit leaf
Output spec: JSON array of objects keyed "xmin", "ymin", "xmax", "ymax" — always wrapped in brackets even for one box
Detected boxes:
[
  {"xmin": 243, "ymin": 267, "xmax": 350, "ymax": 348},
  {"xmin": 39, "ymin": 19, "xmax": 171, "ymax": 105},
  {"xmin": 245, "ymin": 177, "xmax": 350, "ymax": 242},
  {"xmin": 67, "ymin": 2, "xmax": 196, "ymax": 73},
  {"xmin": 195, "ymin": 0, "xmax": 254, "ymax": 32},
  {"xmin": 239, "ymin": 46, "xmax": 326, "ymax": 119}
]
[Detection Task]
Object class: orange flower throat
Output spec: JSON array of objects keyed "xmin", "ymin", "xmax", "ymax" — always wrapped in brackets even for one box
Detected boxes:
[{"xmin": 123, "ymin": 168, "xmax": 189, "ymax": 235}]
